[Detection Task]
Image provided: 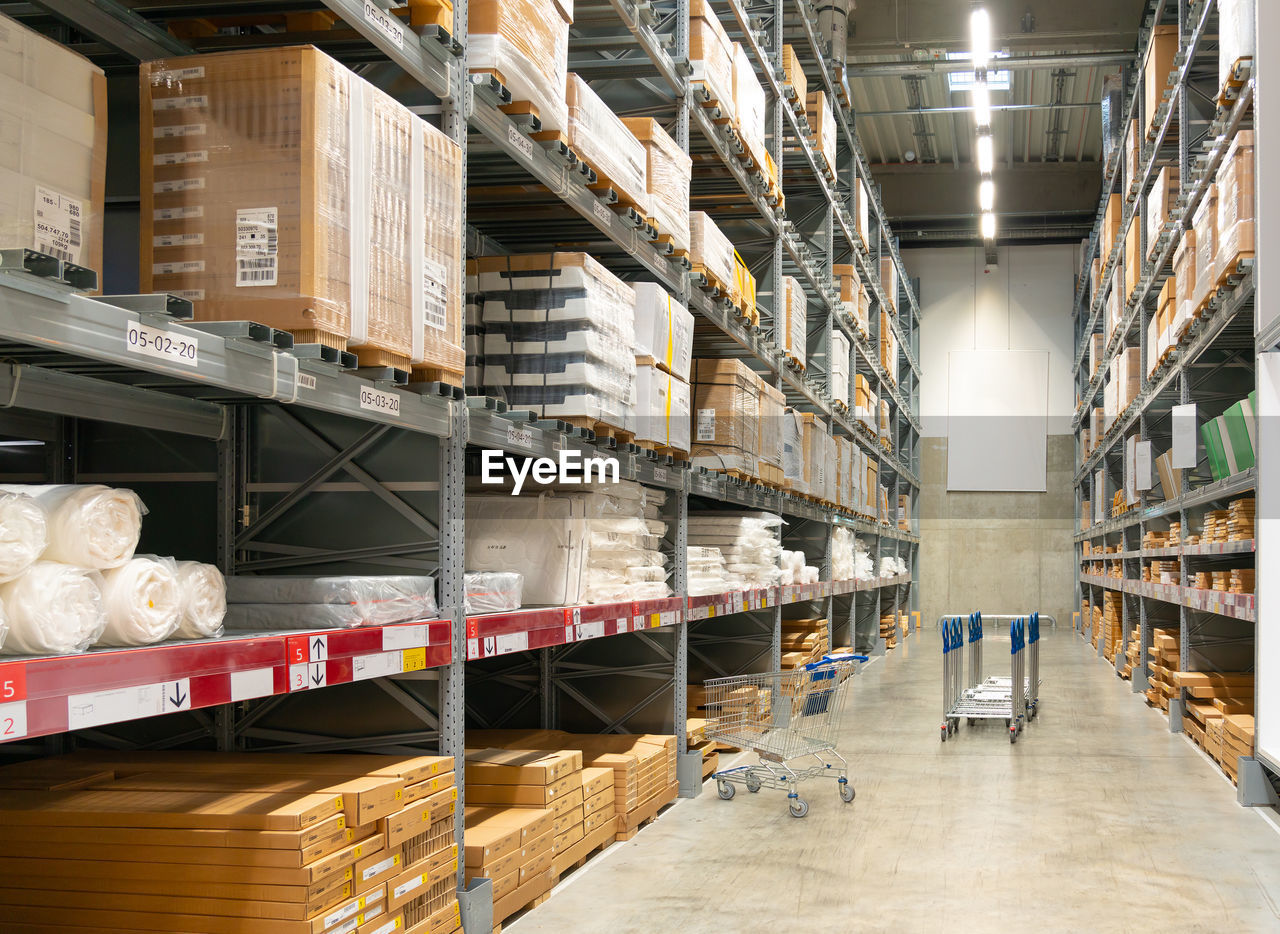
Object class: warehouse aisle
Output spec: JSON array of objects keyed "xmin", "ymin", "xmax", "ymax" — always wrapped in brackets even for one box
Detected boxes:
[{"xmin": 508, "ymin": 627, "xmax": 1280, "ymax": 933}]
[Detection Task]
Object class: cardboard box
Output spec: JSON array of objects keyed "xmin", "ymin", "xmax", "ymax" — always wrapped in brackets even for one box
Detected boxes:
[
  {"xmin": 733, "ymin": 43, "xmax": 767, "ymax": 167},
  {"xmin": 1217, "ymin": 130, "xmax": 1255, "ymax": 270},
  {"xmin": 879, "ymin": 255, "xmax": 899, "ymax": 316},
  {"xmin": 621, "ymin": 118, "xmax": 691, "ymax": 254},
  {"xmin": 466, "ymin": 773, "xmax": 579, "ymax": 808},
  {"xmin": 567, "ymin": 73, "xmax": 647, "ymax": 210},
  {"xmin": 690, "ymin": 357, "xmax": 761, "ymax": 475},
  {"xmin": 689, "ymin": 211, "xmax": 735, "ymax": 287},
  {"xmin": 388, "ymin": 855, "xmax": 457, "ymax": 913},
  {"xmin": 805, "ymin": 89, "xmax": 836, "ymax": 175},
  {"xmin": 554, "ymin": 820, "xmax": 585, "ymax": 853},
  {"xmin": 1146, "ymin": 165, "xmax": 1179, "ymax": 261},
  {"xmin": 464, "ymin": 749, "xmax": 582, "ymax": 785},
  {"xmin": 1144, "ymin": 25, "xmax": 1179, "ymax": 133},
  {"xmin": 518, "ymin": 841, "xmax": 555, "ymax": 883},
  {"xmin": 465, "ymin": 806, "xmax": 553, "ymax": 845},
  {"xmin": 582, "ymin": 767, "xmax": 613, "ymax": 800},
  {"xmin": 469, "ymin": 0, "xmax": 569, "ymax": 133},
  {"xmin": 781, "ymin": 45, "xmax": 806, "ymax": 100},
  {"xmin": 688, "ymin": 0, "xmax": 734, "ymax": 115},
  {"xmin": 462, "ymin": 819, "xmax": 521, "ymax": 868}
]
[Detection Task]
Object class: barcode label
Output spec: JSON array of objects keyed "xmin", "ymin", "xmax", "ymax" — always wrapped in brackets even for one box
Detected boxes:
[
  {"xmin": 153, "ymin": 260, "xmax": 204, "ymax": 275},
  {"xmin": 153, "ymin": 150, "xmax": 208, "ymax": 165},
  {"xmin": 423, "ymin": 259, "xmax": 448, "ymax": 332},
  {"xmin": 696, "ymin": 408, "xmax": 716, "ymax": 442},
  {"xmin": 152, "ymin": 94, "xmax": 207, "ymax": 110},
  {"xmin": 235, "ymin": 207, "xmax": 278, "ymax": 287},
  {"xmin": 33, "ymin": 187, "xmax": 85, "ymax": 266},
  {"xmin": 154, "ymin": 177, "xmax": 205, "ymax": 193},
  {"xmin": 170, "ymin": 289, "xmax": 205, "ymax": 300},
  {"xmin": 153, "ymin": 123, "xmax": 206, "ymax": 138},
  {"xmin": 152, "ymin": 66, "xmax": 205, "ymax": 82},
  {"xmin": 153, "ymin": 233, "xmax": 204, "ymax": 247},
  {"xmin": 154, "ymin": 206, "xmax": 204, "ymax": 220}
]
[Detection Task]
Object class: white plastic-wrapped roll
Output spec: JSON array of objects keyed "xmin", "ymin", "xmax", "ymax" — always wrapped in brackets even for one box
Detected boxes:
[
  {"xmin": 97, "ymin": 557, "xmax": 181, "ymax": 646},
  {"xmin": 0, "ymin": 562, "xmax": 106, "ymax": 654},
  {"xmin": 0, "ymin": 484, "xmax": 144, "ymax": 569},
  {"xmin": 174, "ymin": 561, "xmax": 227, "ymax": 639},
  {"xmin": 0, "ymin": 491, "xmax": 47, "ymax": 583}
]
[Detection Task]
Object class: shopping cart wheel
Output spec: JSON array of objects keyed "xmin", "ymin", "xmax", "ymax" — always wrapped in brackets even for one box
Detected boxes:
[
  {"xmin": 1009, "ymin": 726, "xmax": 1018, "ymax": 744},
  {"xmin": 745, "ymin": 776, "xmax": 762, "ymax": 793},
  {"xmin": 789, "ymin": 798, "xmax": 809, "ymax": 818},
  {"xmin": 940, "ymin": 724, "xmax": 948, "ymax": 742},
  {"xmin": 717, "ymin": 780, "xmax": 735, "ymax": 800},
  {"xmin": 838, "ymin": 781, "xmax": 855, "ymax": 803}
]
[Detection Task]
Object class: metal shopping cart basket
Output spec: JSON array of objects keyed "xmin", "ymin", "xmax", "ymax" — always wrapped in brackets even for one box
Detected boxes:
[
  {"xmin": 705, "ymin": 653, "xmax": 866, "ymax": 817},
  {"xmin": 941, "ymin": 613, "xmax": 1033, "ymax": 744}
]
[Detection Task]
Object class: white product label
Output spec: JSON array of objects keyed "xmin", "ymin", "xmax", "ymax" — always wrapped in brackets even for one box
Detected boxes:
[
  {"xmin": 353, "ymin": 651, "xmax": 403, "ymax": 681},
  {"xmin": 154, "ymin": 177, "xmax": 206, "ymax": 193},
  {"xmin": 362, "ymin": 855, "xmax": 397, "ymax": 881},
  {"xmin": 368, "ymin": 919, "xmax": 400, "ymax": 934},
  {"xmin": 363, "ymin": 0, "xmax": 406, "ymax": 47},
  {"xmin": 506, "ymin": 424, "xmax": 534, "ymax": 448},
  {"xmin": 125, "ymin": 321, "xmax": 199, "ymax": 367},
  {"xmin": 153, "ymin": 232, "xmax": 204, "ymax": 247},
  {"xmin": 153, "ymin": 150, "xmax": 208, "ymax": 165},
  {"xmin": 393, "ymin": 873, "xmax": 427, "ymax": 899},
  {"xmin": 152, "ymin": 65, "xmax": 206, "ymax": 82},
  {"xmin": 574, "ymin": 621, "xmax": 605, "ymax": 641},
  {"xmin": 492, "ymin": 631, "xmax": 528, "ymax": 655},
  {"xmin": 507, "ymin": 123, "xmax": 534, "ymax": 160},
  {"xmin": 229, "ymin": 667, "xmax": 275, "ymax": 702},
  {"xmin": 152, "ymin": 260, "xmax": 205, "ymax": 275},
  {"xmin": 32, "ymin": 186, "xmax": 84, "ymax": 265},
  {"xmin": 592, "ymin": 200, "xmax": 613, "ymax": 225},
  {"xmin": 67, "ymin": 679, "xmax": 190, "ymax": 730},
  {"xmin": 154, "ymin": 206, "xmax": 204, "ymax": 220},
  {"xmin": 297, "ymin": 372, "xmax": 317, "ymax": 391},
  {"xmin": 696, "ymin": 408, "xmax": 716, "ymax": 441},
  {"xmin": 359, "ymin": 385, "xmax": 401, "ymax": 416},
  {"xmin": 152, "ymin": 94, "xmax": 207, "ymax": 110},
  {"xmin": 652, "ymin": 466, "xmax": 667, "ymax": 483},
  {"xmin": 423, "ymin": 259, "xmax": 449, "ymax": 332},
  {"xmin": 0, "ymin": 702, "xmax": 28, "ymax": 741},
  {"xmin": 153, "ymin": 123, "xmax": 206, "ymax": 138},
  {"xmin": 382, "ymin": 624, "xmax": 428, "ymax": 650},
  {"xmin": 235, "ymin": 207, "xmax": 278, "ymax": 287}
]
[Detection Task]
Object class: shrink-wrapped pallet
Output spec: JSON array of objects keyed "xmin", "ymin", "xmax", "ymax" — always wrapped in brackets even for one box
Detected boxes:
[
  {"xmin": 1144, "ymin": 25, "xmax": 1178, "ymax": 133},
  {"xmin": 689, "ymin": 211, "xmax": 735, "ymax": 290},
  {"xmin": 140, "ymin": 47, "xmax": 464, "ymax": 371},
  {"xmin": 880, "ymin": 256, "xmax": 899, "ymax": 315},
  {"xmin": 1218, "ymin": 0, "xmax": 1255, "ymax": 95},
  {"xmin": 621, "ymin": 118, "xmax": 691, "ymax": 253},
  {"xmin": 1145, "ymin": 166, "xmax": 1178, "ymax": 262},
  {"xmin": 691, "ymin": 358, "xmax": 760, "ymax": 475},
  {"xmin": 733, "ymin": 43, "xmax": 767, "ymax": 167},
  {"xmin": 470, "ymin": 0, "xmax": 570, "ymax": 133},
  {"xmin": 567, "ymin": 74, "xmax": 648, "ymax": 212},
  {"xmin": 688, "ymin": 0, "xmax": 734, "ymax": 116},
  {"xmin": 830, "ymin": 328, "xmax": 850, "ymax": 408},
  {"xmin": 782, "ymin": 275, "xmax": 806, "ymax": 368},
  {"xmin": 782, "ymin": 408, "xmax": 805, "ymax": 494},
  {"xmin": 476, "ymin": 253, "xmax": 635, "ymax": 428},
  {"xmin": 631, "ymin": 282, "xmax": 693, "ymax": 380},
  {"xmin": 1172, "ymin": 229, "xmax": 1195, "ymax": 342},
  {"xmin": 805, "ymin": 90, "xmax": 837, "ymax": 176},
  {"xmin": 781, "ymin": 44, "xmax": 807, "ymax": 101},
  {"xmin": 756, "ymin": 379, "xmax": 786, "ymax": 486},
  {"xmin": 0, "ymin": 13, "xmax": 107, "ymax": 281},
  {"xmin": 633, "ymin": 362, "xmax": 690, "ymax": 452},
  {"xmin": 854, "ymin": 177, "xmax": 870, "ymax": 247},
  {"xmin": 1216, "ymin": 131, "xmax": 1255, "ymax": 277},
  {"xmin": 834, "ymin": 263, "xmax": 869, "ymax": 335},
  {"xmin": 1191, "ymin": 185, "xmax": 1218, "ymax": 313}
]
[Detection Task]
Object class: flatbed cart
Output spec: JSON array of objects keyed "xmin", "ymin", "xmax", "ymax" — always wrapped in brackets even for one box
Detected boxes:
[
  {"xmin": 941, "ymin": 613, "xmax": 1029, "ymax": 743},
  {"xmin": 707, "ymin": 653, "xmax": 866, "ymax": 817}
]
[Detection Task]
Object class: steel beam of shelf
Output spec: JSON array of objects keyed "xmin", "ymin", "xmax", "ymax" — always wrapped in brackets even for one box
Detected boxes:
[
  {"xmin": 317, "ymin": 0, "xmax": 453, "ymax": 100},
  {"xmin": 29, "ymin": 0, "xmax": 191, "ymax": 59}
]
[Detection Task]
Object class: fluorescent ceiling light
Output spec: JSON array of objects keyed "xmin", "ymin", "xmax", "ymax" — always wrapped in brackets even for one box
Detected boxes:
[
  {"xmin": 981, "ymin": 211, "xmax": 997, "ymax": 240},
  {"xmin": 970, "ymin": 8, "xmax": 991, "ymax": 70},
  {"xmin": 972, "ymin": 83, "xmax": 991, "ymax": 128},
  {"xmin": 979, "ymin": 179, "xmax": 995, "ymax": 211},
  {"xmin": 976, "ymin": 135, "xmax": 994, "ymax": 173}
]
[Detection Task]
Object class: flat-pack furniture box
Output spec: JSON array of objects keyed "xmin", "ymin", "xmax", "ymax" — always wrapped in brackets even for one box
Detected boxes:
[
  {"xmin": 469, "ymin": 0, "xmax": 570, "ymax": 133},
  {"xmin": 621, "ymin": 117, "xmax": 691, "ymax": 253},
  {"xmin": 691, "ymin": 357, "xmax": 760, "ymax": 476},
  {"xmin": 567, "ymin": 74, "xmax": 647, "ymax": 212}
]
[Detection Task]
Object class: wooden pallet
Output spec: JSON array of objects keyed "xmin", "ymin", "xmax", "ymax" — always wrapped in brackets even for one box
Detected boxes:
[
  {"xmin": 561, "ymin": 416, "xmax": 632, "ymax": 444},
  {"xmin": 654, "ymin": 445, "xmax": 690, "ymax": 462},
  {"xmin": 614, "ymin": 782, "xmax": 679, "ymax": 842},
  {"xmin": 690, "ymin": 82, "xmax": 735, "ymax": 125},
  {"xmin": 1215, "ymin": 250, "xmax": 1254, "ymax": 288},
  {"xmin": 353, "ymin": 345, "xmax": 413, "ymax": 370},
  {"xmin": 409, "ymin": 365, "xmax": 464, "ymax": 388},
  {"xmin": 1217, "ymin": 57, "xmax": 1253, "ymax": 107},
  {"xmin": 492, "ymin": 888, "xmax": 553, "ymax": 934},
  {"xmin": 290, "ymin": 328, "xmax": 347, "ymax": 352},
  {"xmin": 550, "ymin": 819, "xmax": 615, "ymax": 880},
  {"xmin": 470, "ymin": 68, "xmax": 546, "ymax": 126},
  {"xmin": 691, "ymin": 263, "xmax": 731, "ymax": 298}
]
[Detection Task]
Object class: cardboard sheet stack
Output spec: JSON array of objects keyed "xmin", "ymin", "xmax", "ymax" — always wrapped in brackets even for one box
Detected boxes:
[
  {"xmin": 690, "ymin": 358, "xmax": 761, "ymax": 477},
  {"xmin": 0, "ymin": 484, "xmax": 228, "ymax": 655},
  {"xmin": 1227, "ymin": 496, "xmax": 1256, "ymax": 540},
  {"xmin": 830, "ymin": 329, "xmax": 851, "ymax": 409},
  {"xmin": 140, "ymin": 47, "xmax": 464, "ymax": 376},
  {"xmin": 1145, "ymin": 627, "xmax": 1180, "ymax": 710},
  {"xmin": 225, "ymin": 575, "xmax": 437, "ymax": 631},
  {"xmin": 469, "ymin": 0, "xmax": 571, "ymax": 134},
  {"xmin": 631, "ymin": 283, "xmax": 693, "ymax": 453},
  {"xmin": 687, "ymin": 545, "xmax": 733, "ymax": 596},
  {"xmin": 879, "ymin": 612, "xmax": 898, "ymax": 650},
  {"xmin": 688, "ymin": 512, "xmax": 782, "ymax": 589},
  {"xmin": 0, "ymin": 13, "xmax": 107, "ymax": 280},
  {"xmin": 1221, "ymin": 715, "xmax": 1255, "ymax": 784},
  {"xmin": 1179, "ymin": 671, "xmax": 1256, "ymax": 778},
  {"xmin": 756, "ymin": 380, "xmax": 787, "ymax": 488},
  {"xmin": 476, "ymin": 253, "xmax": 635, "ymax": 430},
  {"xmin": 781, "ymin": 618, "xmax": 829, "ymax": 669},
  {"xmin": 0, "ymin": 751, "xmax": 461, "ymax": 934},
  {"xmin": 1101, "ymin": 591, "xmax": 1123, "ymax": 662},
  {"xmin": 684, "ymin": 718, "xmax": 718, "ymax": 779}
]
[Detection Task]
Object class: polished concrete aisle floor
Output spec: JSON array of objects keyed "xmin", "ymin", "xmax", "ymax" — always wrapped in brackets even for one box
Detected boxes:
[{"xmin": 508, "ymin": 626, "xmax": 1280, "ymax": 934}]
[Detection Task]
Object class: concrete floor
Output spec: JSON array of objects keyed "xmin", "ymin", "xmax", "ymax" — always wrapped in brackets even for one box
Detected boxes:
[{"xmin": 508, "ymin": 626, "xmax": 1280, "ymax": 934}]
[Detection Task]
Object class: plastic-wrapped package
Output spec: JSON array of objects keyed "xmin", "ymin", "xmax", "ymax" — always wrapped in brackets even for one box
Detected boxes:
[
  {"xmin": 756, "ymin": 380, "xmax": 786, "ymax": 487},
  {"xmin": 465, "ymin": 572, "xmax": 524, "ymax": 614},
  {"xmin": 1216, "ymin": 132, "xmax": 1254, "ymax": 275},
  {"xmin": 691, "ymin": 358, "xmax": 762, "ymax": 476},
  {"xmin": 466, "ymin": 492, "xmax": 593, "ymax": 605},
  {"xmin": 854, "ymin": 177, "xmax": 870, "ymax": 247},
  {"xmin": 1146, "ymin": 166, "xmax": 1178, "ymax": 262},
  {"xmin": 805, "ymin": 90, "xmax": 837, "ymax": 175},
  {"xmin": 880, "ymin": 311, "xmax": 899, "ymax": 377},
  {"xmin": 782, "ymin": 408, "xmax": 805, "ymax": 495},
  {"xmin": 688, "ymin": 546, "xmax": 731, "ymax": 596},
  {"xmin": 469, "ymin": 0, "xmax": 570, "ymax": 134},
  {"xmin": 174, "ymin": 561, "xmax": 227, "ymax": 639},
  {"xmin": 225, "ymin": 575, "xmax": 437, "ymax": 627},
  {"xmin": 1172, "ymin": 228, "xmax": 1196, "ymax": 340},
  {"xmin": 732, "ymin": 43, "xmax": 766, "ymax": 165},
  {"xmin": 0, "ymin": 484, "xmax": 144, "ymax": 570},
  {"xmin": 96, "ymin": 557, "xmax": 182, "ymax": 647},
  {"xmin": 633, "ymin": 363, "xmax": 691, "ymax": 452},
  {"xmin": 140, "ymin": 48, "xmax": 464, "ymax": 370},
  {"xmin": 0, "ymin": 491, "xmax": 47, "ymax": 583},
  {"xmin": 1218, "ymin": 0, "xmax": 1255, "ymax": 94},
  {"xmin": 1100, "ymin": 71, "xmax": 1124, "ymax": 166},
  {"xmin": 689, "ymin": 212, "xmax": 735, "ymax": 289},
  {"xmin": 781, "ymin": 44, "xmax": 807, "ymax": 101},
  {"xmin": 689, "ymin": 512, "xmax": 781, "ymax": 588},
  {"xmin": 830, "ymin": 329, "xmax": 850, "ymax": 408},
  {"xmin": 566, "ymin": 74, "xmax": 648, "ymax": 212},
  {"xmin": 0, "ymin": 12, "xmax": 107, "ymax": 280},
  {"xmin": 831, "ymin": 527, "xmax": 855, "ymax": 580},
  {"xmin": 801, "ymin": 566, "xmax": 820, "ymax": 585},
  {"xmin": 631, "ymin": 282, "xmax": 693, "ymax": 381},
  {"xmin": 1192, "ymin": 186, "xmax": 1218, "ymax": 313},
  {"xmin": 783, "ymin": 276, "xmax": 806, "ymax": 368},
  {"xmin": 621, "ymin": 119, "xmax": 692, "ymax": 254},
  {"xmin": 689, "ymin": 0, "xmax": 734, "ymax": 115},
  {"xmin": 476, "ymin": 253, "xmax": 635, "ymax": 425},
  {"xmin": 0, "ymin": 562, "xmax": 106, "ymax": 654},
  {"xmin": 880, "ymin": 256, "xmax": 899, "ymax": 316}
]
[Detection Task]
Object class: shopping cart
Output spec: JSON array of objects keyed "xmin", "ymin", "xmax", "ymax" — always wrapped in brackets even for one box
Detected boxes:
[
  {"xmin": 706, "ymin": 653, "xmax": 866, "ymax": 818},
  {"xmin": 940, "ymin": 613, "xmax": 1029, "ymax": 743}
]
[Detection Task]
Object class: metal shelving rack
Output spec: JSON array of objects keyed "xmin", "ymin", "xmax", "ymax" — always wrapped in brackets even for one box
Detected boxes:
[
  {"xmin": 0, "ymin": 0, "xmax": 922, "ymax": 924},
  {"xmin": 1069, "ymin": 0, "xmax": 1273, "ymax": 804}
]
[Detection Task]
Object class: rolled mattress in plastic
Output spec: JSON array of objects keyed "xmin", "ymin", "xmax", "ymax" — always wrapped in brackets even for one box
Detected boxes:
[
  {"xmin": 0, "ymin": 561, "xmax": 107, "ymax": 655},
  {"xmin": 0, "ymin": 491, "xmax": 47, "ymax": 583},
  {"xmin": 464, "ymin": 571, "xmax": 524, "ymax": 614},
  {"xmin": 0, "ymin": 484, "xmax": 144, "ymax": 570},
  {"xmin": 175, "ymin": 561, "xmax": 227, "ymax": 639},
  {"xmin": 97, "ymin": 557, "xmax": 182, "ymax": 647}
]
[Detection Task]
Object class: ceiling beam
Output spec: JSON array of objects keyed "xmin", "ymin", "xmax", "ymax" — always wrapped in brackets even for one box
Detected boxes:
[
  {"xmin": 858, "ymin": 101, "xmax": 1096, "ymax": 118},
  {"xmin": 843, "ymin": 52, "xmax": 1132, "ymax": 79}
]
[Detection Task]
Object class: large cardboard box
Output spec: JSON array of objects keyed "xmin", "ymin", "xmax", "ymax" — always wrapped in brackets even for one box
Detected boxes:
[
  {"xmin": 781, "ymin": 44, "xmax": 807, "ymax": 100},
  {"xmin": 879, "ymin": 255, "xmax": 899, "ymax": 315},
  {"xmin": 689, "ymin": 211, "xmax": 734, "ymax": 288},
  {"xmin": 567, "ymin": 73, "xmax": 647, "ymax": 210},
  {"xmin": 0, "ymin": 12, "xmax": 107, "ymax": 282},
  {"xmin": 621, "ymin": 117, "xmax": 691, "ymax": 253},
  {"xmin": 464, "ymin": 749, "xmax": 582, "ymax": 786},
  {"xmin": 690, "ymin": 357, "xmax": 761, "ymax": 475},
  {"xmin": 805, "ymin": 89, "xmax": 836, "ymax": 175},
  {"xmin": 783, "ymin": 275, "xmax": 807, "ymax": 367},
  {"xmin": 1144, "ymin": 25, "xmax": 1179, "ymax": 133},
  {"xmin": 1146, "ymin": 165, "xmax": 1179, "ymax": 261},
  {"xmin": 733, "ymin": 43, "xmax": 767, "ymax": 168},
  {"xmin": 756, "ymin": 378, "xmax": 786, "ymax": 483},
  {"xmin": 140, "ymin": 47, "xmax": 463, "ymax": 370},
  {"xmin": 1217, "ymin": 130, "xmax": 1255, "ymax": 273},
  {"xmin": 469, "ymin": 0, "xmax": 569, "ymax": 133},
  {"xmin": 688, "ymin": 0, "xmax": 734, "ymax": 114},
  {"xmin": 1191, "ymin": 184, "xmax": 1218, "ymax": 312},
  {"xmin": 830, "ymin": 328, "xmax": 850, "ymax": 408}
]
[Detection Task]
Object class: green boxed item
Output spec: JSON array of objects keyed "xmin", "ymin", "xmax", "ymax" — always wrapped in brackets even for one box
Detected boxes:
[
  {"xmin": 1221, "ymin": 399, "xmax": 1255, "ymax": 472},
  {"xmin": 1201, "ymin": 417, "xmax": 1228, "ymax": 481}
]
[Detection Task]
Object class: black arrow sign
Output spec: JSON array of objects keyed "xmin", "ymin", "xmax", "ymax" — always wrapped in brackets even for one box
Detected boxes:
[
  {"xmin": 311, "ymin": 666, "xmax": 324, "ymax": 686},
  {"xmin": 310, "ymin": 637, "xmax": 326, "ymax": 659},
  {"xmin": 168, "ymin": 683, "xmax": 187, "ymax": 707}
]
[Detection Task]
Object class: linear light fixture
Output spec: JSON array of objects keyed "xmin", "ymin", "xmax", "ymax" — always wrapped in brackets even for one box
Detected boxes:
[
  {"xmin": 971, "ymin": 83, "xmax": 991, "ymax": 128},
  {"xmin": 981, "ymin": 211, "xmax": 997, "ymax": 239},
  {"xmin": 979, "ymin": 179, "xmax": 995, "ymax": 211},
  {"xmin": 976, "ymin": 134, "xmax": 994, "ymax": 174},
  {"xmin": 970, "ymin": 8, "xmax": 991, "ymax": 71}
]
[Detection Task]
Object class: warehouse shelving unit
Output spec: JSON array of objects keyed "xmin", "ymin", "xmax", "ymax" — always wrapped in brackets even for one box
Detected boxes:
[
  {"xmin": 1070, "ymin": 0, "xmax": 1272, "ymax": 803},
  {"xmin": 0, "ymin": 0, "xmax": 921, "ymax": 925}
]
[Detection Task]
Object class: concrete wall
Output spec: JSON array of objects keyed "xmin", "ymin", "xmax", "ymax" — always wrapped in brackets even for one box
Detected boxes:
[{"xmin": 908, "ymin": 243, "xmax": 1078, "ymax": 628}]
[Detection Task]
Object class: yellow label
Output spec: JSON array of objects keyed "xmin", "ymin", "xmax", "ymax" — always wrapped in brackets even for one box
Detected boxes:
[
  {"xmin": 450, "ymin": 787, "xmax": 458, "ymax": 800},
  {"xmin": 354, "ymin": 844, "xmax": 364, "ymax": 858},
  {"xmin": 707, "ymin": 605, "xmax": 716, "ymax": 617},
  {"xmin": 402, "ymin": 647, "xmax": 427, "ymax": 672},
  {"xmin": 394, "ymin": 789, "xmax": 403, "ymax": 800},
  {"xmin": 760, "ymin": 596, "xmax": 767, "ymax": 608},
  {"xmin": 335, "ymin": 796, "xmax": 344, "ymax": 809},
  {"xmin": 358, "ymin": 896, "xmax": 368, "ymax": 910},
  {"xmin": 650, "ymin": 613, "xmax": 660, "ymax": 628},
  {"xmin": 346, "ymin": 829, "xmax": 355, "ymax": 842},
  {"xmin": 343, "ymin": 868, "xmax": 353, "ymax": 882},
  {"xmin": 337, "ymin": 815, "xmax": 346, "ymax": 829}
]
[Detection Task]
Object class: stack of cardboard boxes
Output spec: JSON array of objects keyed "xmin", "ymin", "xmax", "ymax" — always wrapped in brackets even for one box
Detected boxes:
[
  {"xmin": 780, "ymin": 618, "xmax": 830, "ymax": 669},
  {"xmin": 1101, "ymin": 591, "xmax": 1123, "ymax": 662},
  {"xmin": 632, "ymin": 283, "xmax": 694, "ymax": 454},
  {"xmin": 879, "ymin": 612, "xmax": 898, "ymax": 650},
  {"xmin": 1145, "ymin": 627, "xmax": 1180, "ymax": 711},
  {"xmin": 0, "ymin": 752, "xmax": 460, "ymax": 934},
  {"xmin": 1178, "ymin": 671, "xmax": 1255, "ymax": 779},
  {"xmin": 834, "ymin": 264, "xmax": 870, "ymax": 337}
]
